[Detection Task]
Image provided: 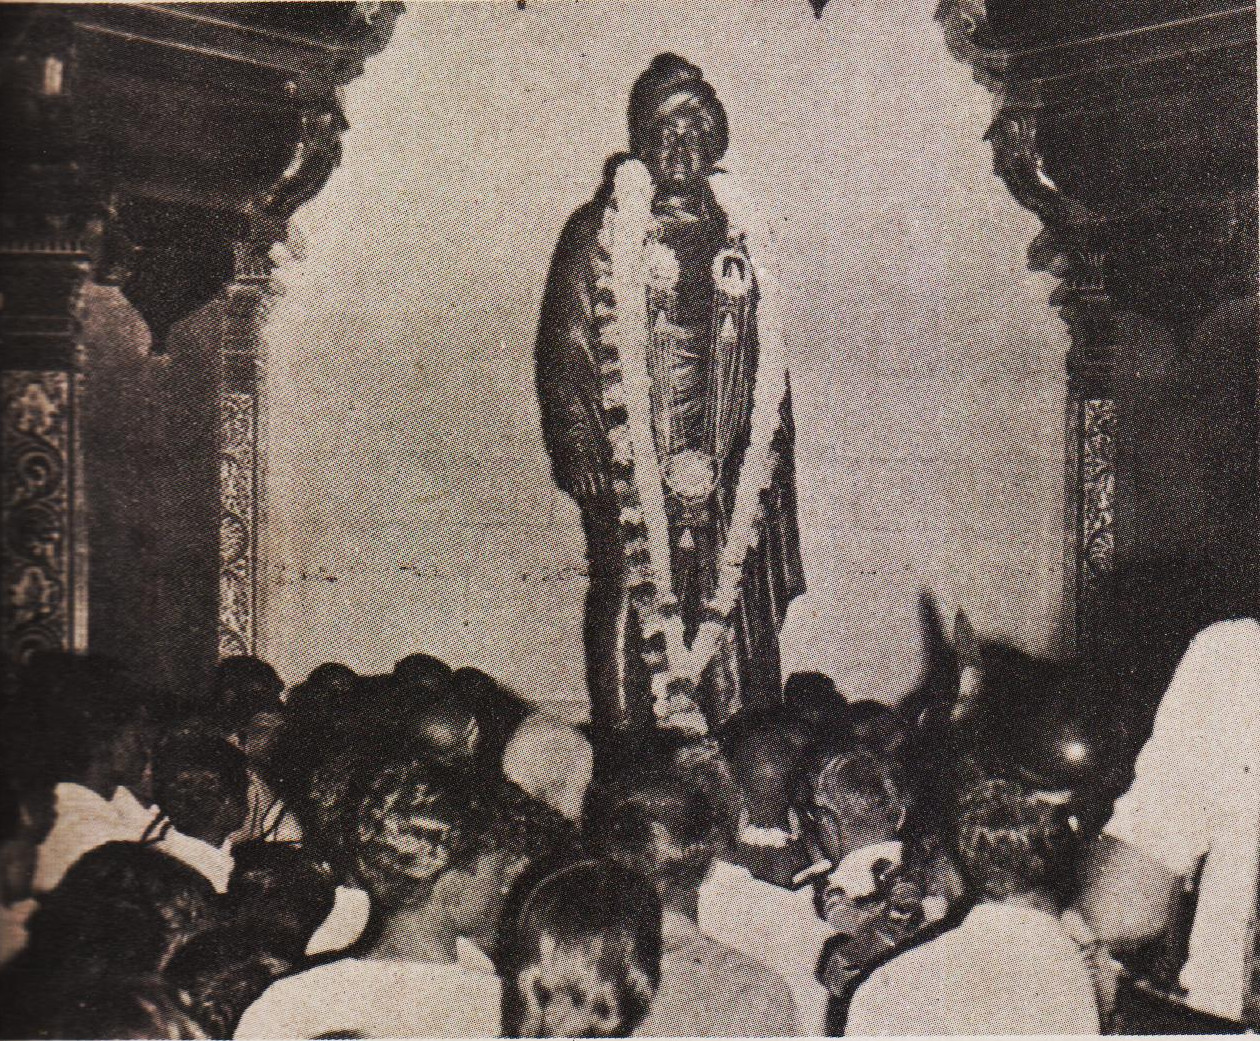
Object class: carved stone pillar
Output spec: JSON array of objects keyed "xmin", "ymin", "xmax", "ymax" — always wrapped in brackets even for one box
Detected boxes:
[
  {"xmin": 217, "ymin": 241, "xmax": 277, "ymax": 658},
  {"xmin": 1, "ymin": 3, "xmax": 402, "ymax": 682},
  {"xmin": 0, "ymin": 10, "xmax": 96, "ymax": 663},
  {"xmin": 940, "ymin": 1, "xmax": 1258, "ymax": 680},
  {"xmin": 0, "ymin": 248, "xmax": 93, "ymax": 661}
]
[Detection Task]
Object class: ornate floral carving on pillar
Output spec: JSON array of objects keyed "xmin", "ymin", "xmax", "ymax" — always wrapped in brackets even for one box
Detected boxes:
[
  {"xmin": 217, "ymin": 240, "xmax": 277, "ymax": 658},
  {"xmin": 1, "ymin": 2, "xmax": 402, "ymax": 670},
  {"xmin": 938, "ymin": 0, "xmax": 1257, "ymax": 659}
]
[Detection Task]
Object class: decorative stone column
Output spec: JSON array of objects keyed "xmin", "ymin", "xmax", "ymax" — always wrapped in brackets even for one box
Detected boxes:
[
  {"xmin": 0, "ymin": 246, "xmax": 93, "ymax": 661},
  {"xmin": 939, "ymin": 0, "xmax": 1258, "ymax": 661},
  {"xmin": 1, "ymin": 3, "xmax": 403, "ymax": 678},
  {"xmin": 217, "ymin": 241, "xmax": 277, "ymax": 658}
]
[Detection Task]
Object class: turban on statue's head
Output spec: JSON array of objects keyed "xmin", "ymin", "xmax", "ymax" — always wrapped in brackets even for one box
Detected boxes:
[{"xmin": 627, "ymin": 53, "xmax": 729, "ymax": 162}]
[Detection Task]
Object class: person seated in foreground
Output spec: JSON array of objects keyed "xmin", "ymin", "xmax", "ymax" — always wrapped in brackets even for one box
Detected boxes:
[
  {"xmin": 1073, "ymin": 616, "xmax": 1260, "ymax": 1029},
  {"xmin": 26, "ymin": 655, "xmax": 157, "ymax": 895},
  {"xmin": 234, "ymin": 759, "xmax": 506, "ymax": 1039},
  {"xmin": 591, "ymin": 771, "xmax": 801, "ymax": 1036},
  {"xmin": 499, "ymin": 859, "xmax": 662, "ymax": 1037},
  {"xmin": 797, "ymin": 745, "xmax": 960, "ymax": 1021},
  {"xmin": 1, "ymin": 841, "xmax": 218, "ymax": 1038},
  {"xmin": 845, "ymin": 771, "xmax": 1099, "ymax": 1036},
  {"xmin": 148, "ymin": 730, "xmax": 250, "ymax": 892}
]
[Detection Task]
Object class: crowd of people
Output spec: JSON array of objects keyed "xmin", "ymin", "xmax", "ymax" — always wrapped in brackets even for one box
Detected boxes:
[{"xmin": 0, "ymin": 619, "xmax": 1251, "ymax": 1037}]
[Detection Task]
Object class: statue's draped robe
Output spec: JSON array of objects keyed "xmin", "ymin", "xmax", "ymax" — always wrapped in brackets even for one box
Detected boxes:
[{"xmin": 537, "ymin": 182, "xmax": 805, "ymax": 731}]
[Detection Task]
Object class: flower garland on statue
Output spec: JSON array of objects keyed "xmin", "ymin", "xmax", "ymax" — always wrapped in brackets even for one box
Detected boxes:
[{"xmin": 592, "ymin": 157, "xmax": 789, "ymax": 733}]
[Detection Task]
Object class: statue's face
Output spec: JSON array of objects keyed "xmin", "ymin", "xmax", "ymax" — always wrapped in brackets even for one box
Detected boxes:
[{"xmin": 641, "ymin": 101, "xmax": 721, "ymax": 190}]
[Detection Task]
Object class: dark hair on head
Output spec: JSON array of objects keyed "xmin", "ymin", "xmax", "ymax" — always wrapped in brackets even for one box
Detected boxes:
[
  {"xmin": 24, "ymin": 842, "xmax": 217, "ymax": 980},
  {"xmin": 164, "ymin": 925, "xmax": 292, "ymax": 1038},
  {"xmin": 591, "ymin": 779, "xmax": 724, "ymax": 903},
  {"xmin": 212, "ymin": 657, "xmax": 283, "ymax": 733},
  {"xmin": 153, "ymin": 730, "xmax": 249, "ymax": 843},
  {"xmin": 847, "ymin": 699, "xmax": 911, "ymax": 755},
  {"xmin": 808, "ymin": 747, "xmax": 909, "ymax": 835},
  {"xmin": 9, "ymin": 652, "xmax": 144, "ymax": 784},
  {"xmin": 392, "ymin": 653, "xmax": 453, "ymax": 695},
  {"xmin": 627, "ymin": 52, "xmax": 729, "ymax": 162},
  {"xmin": 452, "ymin": 667, "xmax": 531, "ymax": 765},
  {"xmin": 225, "ymin": 840, "xmax": 336, "ymax": 953},
  {"xmin": 352, "ymin": 759, "xmax": 487, "ymax": 910},
  {"xmin": 490, "ymin": 780, "xmax": 582, "ymax": 869},
  {"xmin": 35, "ymin": 974, "xmax": 208, "ymax": 1040},
  {"xmin": 950, "ymin": 772, "xmax": 1078, "ymax": 902},
  {"xmin": 501, "ymin": 859, "xmax": 661, "ymax": 1038}
]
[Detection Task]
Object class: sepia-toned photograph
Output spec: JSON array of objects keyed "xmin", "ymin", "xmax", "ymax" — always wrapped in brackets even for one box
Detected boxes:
[{"xmin": 0, "ymin": 0, "xmax": 1257, "ymax": 1036}]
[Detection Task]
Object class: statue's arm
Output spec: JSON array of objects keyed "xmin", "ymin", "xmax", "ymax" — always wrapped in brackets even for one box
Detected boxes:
[{"xmin": 535, "ymin": 211, "xmax": 612, "ymax": 504}]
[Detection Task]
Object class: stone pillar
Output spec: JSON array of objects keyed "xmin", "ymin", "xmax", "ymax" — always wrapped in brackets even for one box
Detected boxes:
[
  {"xmin": 0, "ymin": 245, "xmax": 93, "ymax": 662},
  {"xmin": 217, "ymin": 241, "xmax": 276, "ymax": 658}
]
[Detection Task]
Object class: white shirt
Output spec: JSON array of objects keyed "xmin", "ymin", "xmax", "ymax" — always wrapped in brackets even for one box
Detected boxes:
[
  {"xmin": 32, "ymin": 783, "xmax": 156, "ymax": 894},
  {"xmin": 846, "ymin": 902, "xmax": 1100, "ymax": 1036},
  {"xmin": 306, "ymin": 884, "xmax": 371, "ymax": 957},
  {"xmin": 1103, "ymin": 617, "xmax": 1260, "ymax": 1022},
  {"xmin": 152, "ymin": 824, "xmax": 235, "ymax": 893},
  {"xmin": 698, "ymin": 859, "xmax": 833, "ymax": 1036},
  {"xmin": 502, "ymin": 712, "xmax": 593, "ymax": 822},
  {"xmin": 235, "ymin": 947, "xmax": 501, "ymax": 1039}
]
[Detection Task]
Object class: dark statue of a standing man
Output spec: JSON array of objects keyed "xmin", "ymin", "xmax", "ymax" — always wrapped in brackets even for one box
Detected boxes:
[{"xmin": 536, "ymin": 54, "xmax": 804, "ymax": 735}]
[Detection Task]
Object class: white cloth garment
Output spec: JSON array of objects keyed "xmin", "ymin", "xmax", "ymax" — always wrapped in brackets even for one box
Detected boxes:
[
  {"xmin": 32, "ymin": 783, "xmax": 156, "ymax": 894},
  {"xmin": 846, "ymin": 901, "xmax": 1100, "ymax": 1036},
  {"xmin": 502, "ymin": 712, "xmax": 593, "ymax": 822},
  {"xmin": 235, "ymin": 944, "xmax": 501, "ymax": 1039},
  {"xmin": 306, "ymin": 884, "xmax": 371, "ymax": 957},
  {"xmin": 151, "ymin": 824, "xmax": 235, "ymax": 893},
  {"xmin": 698, "ymin": 858, "xmax": 833, "ymax": 1036},
  {"xmin": 0, "ymin": 898, "xmax": 38, "ymax": 967},
  {"xmin": 1103, "ymin": 617, "xmax": 1260, "ymax": 1022}
]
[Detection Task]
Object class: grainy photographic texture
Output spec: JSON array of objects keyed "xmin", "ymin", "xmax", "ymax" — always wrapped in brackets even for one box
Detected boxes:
[{"xmin": 1, "ymin": 0, "xmax": 1257, "ymax": 1037}]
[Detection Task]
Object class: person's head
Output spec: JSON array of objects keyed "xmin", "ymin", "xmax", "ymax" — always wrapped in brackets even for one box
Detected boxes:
[
  {"xmin": 783, "ymin": 671, "xmax": 850, "ymax": 731},
  {"xmin": 153, "ymin": 730, "xmax": 249, "ymax": 847},
  {"xmin": 37, "ymin": 975, "xmax": 209, "ymax": 1040},
  {"xmin": 628, "ymin": 53, "xmax": 728, "ymax": 194},
  {"xmin": 392, "ymin": 653, "xmax": 454, "ymax": 699},
  {"xmin": 353, "ymin": 759, "xmax": 506, "ymax": 940},
  {"xmin": 950, "ymin": 772, "xmax": 1079, "ymax": 905},
  {"xmin": 591, "ymin": 778, "xmax": 726, "ymax": 914},
  {"xmin": 803, "ymin": 748, "xmax": 909, "ymax": 864},
  {"xmin": 718, "ymin": 711, "xmax": 807, "ymax": 827},
  {"xmin": 26, "ymin": 841, "xmax": 218, "ymax": 978},
  {"xmin": 225, "ymin": 840, "xmax": 336, "ymax": 956},
  {"xmin": 408, "ymin": 688, "xmax": 482, "ymax": 764},
  {"xmin": 165, "ymin": 924, "xmax": 292, "ymax": 1038},
  {"xmin": 502, "ymin": 859, "xmax": 661, "ymax": 1038},
  {"xmin": 452, "ymin": 667, "xmax": 531, "ymax": 762},
  {"xmin": 18, "ymin": 652, "xmax": 152, "ymax": 796},
  {"xmin": 211, "ymin": 657, "xmax": 284, "ymax": 739},
  {"xmin": 848, "ymin": 699, "xmax": 912, "ymax": 757}
]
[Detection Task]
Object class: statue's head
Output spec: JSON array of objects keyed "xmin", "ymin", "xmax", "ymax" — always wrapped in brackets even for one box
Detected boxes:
[{"xmin": 628, "ymin": 54, "xmax": 728, "ymax": 192}]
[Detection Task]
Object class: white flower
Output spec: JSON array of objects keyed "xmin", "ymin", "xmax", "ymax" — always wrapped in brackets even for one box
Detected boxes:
[{"xmin": 644, "ymin": 239, "xmax": 680, "ymax": 292}]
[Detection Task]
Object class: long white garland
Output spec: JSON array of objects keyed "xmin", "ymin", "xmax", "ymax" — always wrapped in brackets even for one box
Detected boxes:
[{"xmin": 598, "ymin": 158, "xmax": 789, "ymax": 729}]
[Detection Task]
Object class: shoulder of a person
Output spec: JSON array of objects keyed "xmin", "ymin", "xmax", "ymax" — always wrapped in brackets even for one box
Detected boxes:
[{"xmin": 1178, "ymin": 617, "xmax": 1260, "ymax": 667}]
